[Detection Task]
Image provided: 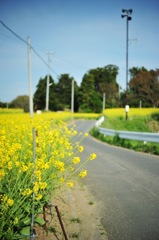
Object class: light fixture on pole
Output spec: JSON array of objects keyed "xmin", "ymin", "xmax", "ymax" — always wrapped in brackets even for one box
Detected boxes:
[{"xmin": 121, "ymin": 9, "xmax": 133, "ymax": 93}]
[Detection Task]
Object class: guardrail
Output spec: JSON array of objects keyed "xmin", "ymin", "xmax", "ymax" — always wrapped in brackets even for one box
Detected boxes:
[
  {"xmin": 96, "ymin": 116, "xmax": 159, "ymax": 143},
  {"xmin": 95, "ymin": 116, "xmax": 105, "ymax": 127}
]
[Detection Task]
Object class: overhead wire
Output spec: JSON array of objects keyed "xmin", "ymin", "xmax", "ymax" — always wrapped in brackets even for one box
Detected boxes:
[{"xmin": 0, "ymin": 19, "xmax": 59, "ymax": 77}]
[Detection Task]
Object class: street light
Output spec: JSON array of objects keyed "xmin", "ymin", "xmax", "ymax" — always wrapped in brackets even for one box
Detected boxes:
[{"xmin": 121, "ymin": 9, "xmax": 133, "ymax": 93}]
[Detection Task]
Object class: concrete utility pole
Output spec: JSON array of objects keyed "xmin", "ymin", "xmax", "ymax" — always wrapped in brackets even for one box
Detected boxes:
[
  {"xmin": 71, "ymin": 79, "xmax": 74, "ymax": 113},
  {"xmin": 45, "ymin": 52, "xmax": 53, "ymax": 111},
  {"xmin": 103, "ymin": 92, "xmax": 106, "ymax": 113},
  {"xmin": 27, "ymin": 36, "xmax": 33, "ymax": 117},
  {"xmin": 121, "ymin": 9, "xmax": 133, "ymax": 93}
]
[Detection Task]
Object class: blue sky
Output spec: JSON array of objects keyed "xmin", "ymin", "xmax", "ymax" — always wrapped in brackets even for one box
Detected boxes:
[{"xmin": 0, "ymin": 0, "xmax": 159, "ymax": 102}]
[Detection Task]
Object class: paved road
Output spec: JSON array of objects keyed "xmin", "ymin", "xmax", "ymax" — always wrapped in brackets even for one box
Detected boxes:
[{"xmin": 73, "ymin": 120, "xmax": 159, "ymax": 240}]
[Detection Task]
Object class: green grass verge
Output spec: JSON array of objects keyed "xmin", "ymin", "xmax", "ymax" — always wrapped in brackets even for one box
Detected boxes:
[
  {"xmin": 90, "ymin": 115, "xmax": 159, "ymax": 155},
  {"xmin": 101, "ymin": 116, "xmax": 152, "ymax": 132}
]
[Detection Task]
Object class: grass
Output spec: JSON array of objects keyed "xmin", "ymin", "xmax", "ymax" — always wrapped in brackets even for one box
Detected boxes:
[
  {"xmin": 101, "ymin": 116, "xmax": 152, "ymax": 132},
  {"xmin": 70, "ymin": 232, "xmax": 80, "ymax": 238},
  {"xmin": 70, "ymin": 217, "xmax": 81, "ymax": 223},
  {"xmin": 90, "ymin": 127, "xmax": 159, "ymax": 155},
  {"xmin": 90, "ymin": 110, "xmax": 159, "ymax": 155}
]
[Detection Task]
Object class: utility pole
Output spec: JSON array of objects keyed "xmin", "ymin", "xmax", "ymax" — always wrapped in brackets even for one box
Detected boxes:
[
  {"xmin": 27, "ymin": 36, "xmax": 33, "ymax": 117},
  {"xmin": 103, "ymin": 92, "xmax": 106, "ymax": 113},
  {"xmin": 45, "ymin": 52, "xmax": 53, "ymax": 111},
  {"xmin": 121, "ymin": 9, "xmax": 133, "ymax": 120},
  {"xmin": 121, "ymin": 9, "xmax": 133, "ymax": 93},
  {"xmin": 71, "ymin": 78, "xmax": 74, "ymax": 113}
]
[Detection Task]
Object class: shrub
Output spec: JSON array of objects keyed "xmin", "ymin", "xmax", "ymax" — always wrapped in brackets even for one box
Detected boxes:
[{"xmin": 151, "ymin": 112, "xmax": 159, "ymax": 122}]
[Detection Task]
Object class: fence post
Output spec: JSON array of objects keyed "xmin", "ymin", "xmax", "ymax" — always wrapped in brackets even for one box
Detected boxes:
[{"xmin": 30, "ymin": 128, "xmax": 36, "ymax": 239}]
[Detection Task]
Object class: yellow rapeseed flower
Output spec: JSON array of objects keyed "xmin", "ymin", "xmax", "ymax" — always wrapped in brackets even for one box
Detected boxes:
[
  {"xmin": 0, "ymin": 169, "xmax": 5, "ymax": 180},
  {"xmin": 73, "ymin": 130, "xmax": 77, "ymax": 136},
  {"xmin": 78, "ymin": 170, "xmax": 87, "ymax": 178},
  {"xmin": 59, "ymin": 177, "xmax": 65, "ymax": 183},
  {"xmin": 36, "ymin": 194, "xmax": 42, "ymax": 201},
  {"xmin": 55, "ymin": 161, "xmax": 65, "ymax": 172},
  {"xmin": 67, "ymin": 182, "xmax": 74, "ymax": 188},
  {"xmin": 89, "ymin": 153, "xmax": 97, "ymax": 160},
  {"xmin": 72, "ymin": 156, "xmax": 80, "ymax": 165},
  {"xmin": 33, "ymin": 182, "xmax": 39, "ymax": 193},
  {"xmin": 20, "ymin": 163, "xmax": 28, "ymax": 172},
  {"xmin": 39, "ymin": 182, "xmax": 47, "ymax": 190},
  {"xmin": 7, "ymin": 161, "xmax": 12, "ymax": 170},
  {"xmin": 78, "ymin": 146, "xmax": 84, "ymax": 153},
  {"xmin": 22, "ymin": 188, "xmax": 32, "ymax": 196},
  {"xmin": 7, "ymin": 198, "xmax": 14, "ymax": 207}
]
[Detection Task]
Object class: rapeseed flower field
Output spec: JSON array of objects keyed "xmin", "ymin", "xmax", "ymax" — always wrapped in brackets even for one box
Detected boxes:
[
  {"xmin": 1, "ymin": 108, "xmax": 158, "ymax": 238},
  {"xmin": 0, "ymin": 112, "xmax": 96, "ymax": 239},
  {"xmin": 103, "ymin": 108, "xmax": 159, "ymax": 118}
]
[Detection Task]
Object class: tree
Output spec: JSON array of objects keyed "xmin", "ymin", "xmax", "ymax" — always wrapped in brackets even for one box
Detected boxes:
[
  {"xmin": 129, "ymin": 66, "xmax": 147, "ymax": 79},
  {"xmin": 56, "ymin": 74, "xmax": 79, "ymax": 111},
  {"xmin": 10, "ymin": 95, "xmax": 29, "ymax": 112},
  {"xmin": 88, "ymin": 65, "xmax": 119, "ymax": 107},
  {"xmin": 129, "ymin": 68, "xmax": 159, "ymax": 107},
  {"xmin": 33, "ymin": 75, "xmax": 57, "ymax": 111},
  {"xmin": 0, "ymin": 101, "xmax": 8, "ymax": 108},
  {"xmin": 78, "ymin": 73, "xmax": 102, "ymax": 113}
]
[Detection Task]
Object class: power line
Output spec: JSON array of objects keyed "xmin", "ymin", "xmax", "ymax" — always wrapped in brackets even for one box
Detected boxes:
[
  {"xmin": 0, "ymin": 19, "xmax": 28, "ymax": 45},
  {"xmin": 0, "ymin": 19, "xmax": 59, "ymax": 77}
]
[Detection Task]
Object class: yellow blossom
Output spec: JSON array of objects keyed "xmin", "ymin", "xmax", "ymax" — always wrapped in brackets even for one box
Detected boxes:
[
  {"xmin": 0, "ymin": 169, "xmax": 5, "ymax": 180},
  {"xmin": 15, "ymin": 161, "xmax": 20, "ymax": 167},
  {"xmin": 55, "ymin": 161, "xmax": 65, "ymax": 172},
  {"xmin": 72, "ymin": 157, "xmax": 80, "ymax": 165},
  {"xmin": 89, "ymin": 153, "xmax": 97, "ymax": 160},
  {"xmin": 7, "ymin": 198, "xmax": 14, "ymax": 207},
  {"xmin": 73, "ymin": 130, "xmax": 77, "ymax": 136},
  {"xmin": 33, "ymin": 182, "xmax": 39, "ymax": 193},
  {"xmin": 78, "ymin": 170, "xmax": 87, "ymax": 178},
  {"xmin": 67, "ymin": 182, "xmax": 74, "ymax": 188},
  {"xmin": 59, "ymin": 177, "xmax": 65, "ymax": 183},
  {"xmin": 20, "ymin": 163, "xmax": 29, "ymax": 172},
  {"xmin": 22, "ymin": 188, "xmax": 32, "ymax": 196},
  {"xmin": 39, "ymin": 182, "xmax": 47, "ymax": 190},
  {"xmin": 78, "ymin": 146, "xmax": 84, "ymax": 153},
  {"xmin": 36, "ymin": 194, "xmax": 42, "ymax": 201},
  {"xmin": 7, "ymin": 161, "xmax": 12, "ymax": 170}
]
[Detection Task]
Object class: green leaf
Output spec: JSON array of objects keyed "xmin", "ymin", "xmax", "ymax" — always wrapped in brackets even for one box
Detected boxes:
[
  {"xmin": 35, "ymin": 217, "xmax": 45, "ymax": 226},
  {"xmin": 22, "ymin": 217, "xmax": 31, "ymax": 225},
  {"xmin": 20, "ymin": 226, "xmax": 30, "ymax": 237}
]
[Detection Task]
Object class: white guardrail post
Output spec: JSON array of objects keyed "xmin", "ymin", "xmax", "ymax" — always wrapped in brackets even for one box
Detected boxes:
[{"xmin": 95, "ymin": 116, "xmax": 105, "ymax": 127}]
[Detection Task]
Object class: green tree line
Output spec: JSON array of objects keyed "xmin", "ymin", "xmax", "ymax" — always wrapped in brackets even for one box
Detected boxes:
[{"xmin": 1, "ymin": 65, "xmax": 159, "ymax": 112}]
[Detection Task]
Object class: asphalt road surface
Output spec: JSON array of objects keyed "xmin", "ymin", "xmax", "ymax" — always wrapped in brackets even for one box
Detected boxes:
[{"xmin": 72, "ymin": 119, "xmax": 159, "ymax": 240}]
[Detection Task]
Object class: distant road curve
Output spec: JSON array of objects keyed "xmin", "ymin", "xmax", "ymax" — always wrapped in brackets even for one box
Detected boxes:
[{"xmin": 73, "ymin": 119, "xmax": 159, "ymax": 240}]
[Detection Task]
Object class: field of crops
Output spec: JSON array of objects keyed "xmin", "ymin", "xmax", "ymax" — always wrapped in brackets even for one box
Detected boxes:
[
  {"xmin": 103, "ymin": 108, "xmax": 159, "ymax": 118},
  {"xmin": 0, "ymin": 111, "xmax": 97, "ymax": 239},
  {"xmin": 0, "ymin": 108, "xmax": 159, "ymax": 238}
]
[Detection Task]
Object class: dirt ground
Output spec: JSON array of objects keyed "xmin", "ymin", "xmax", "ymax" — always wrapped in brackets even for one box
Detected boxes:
[{"xmin": 34, "ymin": 181, "xmax": 108, "ymax": 240}]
